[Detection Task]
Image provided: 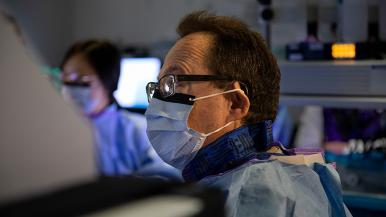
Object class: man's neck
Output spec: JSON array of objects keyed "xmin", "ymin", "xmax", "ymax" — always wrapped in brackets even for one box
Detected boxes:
[{"xmin": 183, "ymin": 121, "xmax": 274, "ymax": 182}]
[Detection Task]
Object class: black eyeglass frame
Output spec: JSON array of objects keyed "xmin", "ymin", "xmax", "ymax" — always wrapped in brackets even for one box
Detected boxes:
[
  {"xmin": 146, "ymin": 74, "xmax": 230, "ymax": 102},
  {"xmin": 146, "ymin": 74, "xmax": 247, "ymax": 102}
]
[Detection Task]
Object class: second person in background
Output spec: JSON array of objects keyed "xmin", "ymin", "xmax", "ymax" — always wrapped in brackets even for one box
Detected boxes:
[{"xmin": 60, "ymin": 39, "xmax": 180, "ymax": 179}]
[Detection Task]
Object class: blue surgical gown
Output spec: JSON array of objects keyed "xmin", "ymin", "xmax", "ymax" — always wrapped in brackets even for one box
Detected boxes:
[
  {"xmin": 182, "ymin": 122, "xmax": 352, "ymax": 217},
  {"xmin": 90, "ymin": 104, "xmax": 180, "ymax": 179},
  {"xmin": 200, "ymin": 160, "xmax": 352, "ymax": 217}
]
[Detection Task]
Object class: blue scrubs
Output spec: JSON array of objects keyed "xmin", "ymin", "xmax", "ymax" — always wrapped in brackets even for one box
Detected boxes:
[{"xmin": 90, "ymin": 104, "xmax": 180, "ymax": 179}]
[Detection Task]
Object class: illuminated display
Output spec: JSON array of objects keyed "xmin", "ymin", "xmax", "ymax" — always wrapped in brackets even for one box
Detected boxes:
[{"xmin": 332, "ymin": 43, "xmax": 356, "ymax": 59}]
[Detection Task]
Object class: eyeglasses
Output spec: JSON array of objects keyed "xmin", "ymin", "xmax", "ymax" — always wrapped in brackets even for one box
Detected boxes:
[
  {"xmin": 61, "ymin": 71, "xmax": 93, "ymax": 86},
  {"xmin": 146, "ymin": 74, "xmax": 233, "ymax": 102}
]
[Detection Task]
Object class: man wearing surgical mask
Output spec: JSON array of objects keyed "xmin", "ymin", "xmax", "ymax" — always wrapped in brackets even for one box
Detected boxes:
[
  {"xmin": 61, "ymin": 40, "xmax": 179, "ymax": 179},
  {"xmin": 145, "ymin": 11, "xmax": 352, "ymax": 217}
]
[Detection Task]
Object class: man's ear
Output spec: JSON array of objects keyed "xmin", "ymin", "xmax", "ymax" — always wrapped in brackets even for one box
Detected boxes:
[{"xmin": 227, "ymin": 82, "xmax": 250, "ymax": 122}]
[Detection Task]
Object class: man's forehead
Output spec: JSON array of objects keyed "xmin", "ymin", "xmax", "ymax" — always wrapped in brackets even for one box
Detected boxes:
[
  {"xmin": 174, "ymin": 32, "xmax": 214, "ymax": 50},
  {"xmin": 160, "ymin": 32, "xmax": 214, "ymax": 77}
]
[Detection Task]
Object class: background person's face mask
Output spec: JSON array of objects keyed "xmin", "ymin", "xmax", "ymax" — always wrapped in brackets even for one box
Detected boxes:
[
  {"xmin": 61, "ymin": 85, "xmax": 101, "ymax": 116},
  {"xmin": 145, "ymin": 89, "xmax": 243, "ymax": 170}
]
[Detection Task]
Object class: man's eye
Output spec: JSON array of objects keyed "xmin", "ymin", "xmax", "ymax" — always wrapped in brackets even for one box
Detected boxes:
[
  {"xmin": 175, "ymin": 82, "xmax": 191, "ymax": 95},
  {"xmin": 176, "ymin": 81, "xmax": 188, "ymax": 87}
]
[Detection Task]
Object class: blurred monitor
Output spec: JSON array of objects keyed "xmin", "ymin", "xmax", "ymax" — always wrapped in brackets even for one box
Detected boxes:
[
  {"xmin": 114, "ymin": 57, "xmax": 161, "ymax": 109},
  {"xmin": 0, "ymin": 13, "xmax": 95, "ymax": 204}
]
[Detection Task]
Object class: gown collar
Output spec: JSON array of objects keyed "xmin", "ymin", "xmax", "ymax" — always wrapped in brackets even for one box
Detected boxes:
[{"xmin": 182, "ymin": 120, "xmax": 290, "ymax": 182}]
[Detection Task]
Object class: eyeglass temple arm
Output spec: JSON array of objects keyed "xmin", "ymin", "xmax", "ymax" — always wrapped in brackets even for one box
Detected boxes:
[{"xmin": 176, "ymin": 75, "xmax": 231, "ymax": 81}]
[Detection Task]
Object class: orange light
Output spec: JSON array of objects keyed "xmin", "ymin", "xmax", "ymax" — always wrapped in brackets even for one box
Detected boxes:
[{"xmin": 332, "ymin": 43, "xmax": 356, "ymax": 59}]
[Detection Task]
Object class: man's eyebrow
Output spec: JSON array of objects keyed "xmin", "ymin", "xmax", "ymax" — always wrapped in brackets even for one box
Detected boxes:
[{"xmin": 157, "ymin": 65, "xmax": 183, "ymax": 80}]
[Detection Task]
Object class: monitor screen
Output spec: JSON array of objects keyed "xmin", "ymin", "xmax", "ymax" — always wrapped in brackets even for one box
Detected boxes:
[{"xmin": 114, "ymin": 57, "xmax": 161, "ymax": 109}]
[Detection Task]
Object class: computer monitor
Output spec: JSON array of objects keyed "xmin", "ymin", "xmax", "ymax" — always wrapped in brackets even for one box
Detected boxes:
[{"xmin": 114, "ymin": 57, "xmax": 161, "ymax": 109}]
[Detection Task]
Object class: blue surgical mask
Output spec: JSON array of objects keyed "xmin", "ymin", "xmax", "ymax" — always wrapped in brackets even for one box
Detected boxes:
[
  {"xmin": 61, "ymin": 85, "xmax": 101, "ymax": 115},
  {"xmin": 145, "ymin": 89, "xmax": 243, "ymax": 170}
]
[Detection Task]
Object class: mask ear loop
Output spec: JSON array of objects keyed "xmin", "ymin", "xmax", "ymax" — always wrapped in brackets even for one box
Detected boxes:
[
  {"xmin": 189, "ymin": 88, "xmax": 246, "ymax": 144},
  {"xmin": 201, "ymin": 121, "xmax": 234, "ymax": 137},
  {"xmin": 191, "ymin": 121, "xmax": 235, "ymax": 153},
  {"xmin": 189, "ymin": 89, "xmax": 245, "ymax": 101}
]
